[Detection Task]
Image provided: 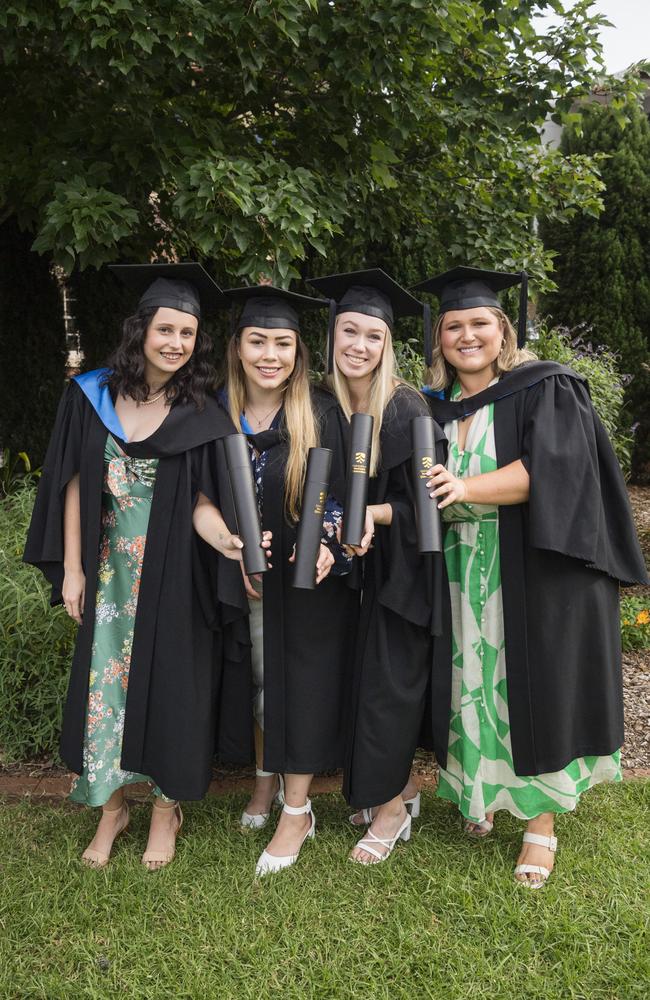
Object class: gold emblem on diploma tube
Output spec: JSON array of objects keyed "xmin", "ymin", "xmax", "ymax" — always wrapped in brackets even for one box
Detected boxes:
[
  {"xmin": 419, "ymin": 456, "xmax": 432, "ymax": 479},
  {"xmin": 352, "ymin": 452, "xmax": 367, "ymax": 474},
  {"xmin": 313, "ymin": 489, "xmax": 326, "ymax": 515}
]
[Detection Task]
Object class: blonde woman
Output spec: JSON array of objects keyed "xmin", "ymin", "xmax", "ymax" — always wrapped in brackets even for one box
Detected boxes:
[
  {"xmin": 193, "ymin": 286, "xmax": 356, "ymax": 877},
  {"xmin": 414, "ymin": 265, "xmax": 648, "ymax": 887},
  {"xmin": 308, "ymin": 269, "xmax": 447, "ymax": 865}
]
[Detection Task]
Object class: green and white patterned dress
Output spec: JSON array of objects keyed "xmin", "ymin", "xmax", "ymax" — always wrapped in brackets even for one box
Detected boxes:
[
  {"xmin": 70, "ymin": 435, "xmax": 168, "ymax": 807},
  {"xmin": 436, "ymin": 382, "xmax": 621, "ymax": 822}
]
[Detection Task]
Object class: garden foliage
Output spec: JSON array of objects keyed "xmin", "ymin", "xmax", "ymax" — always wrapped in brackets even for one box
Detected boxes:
[
  {"xmin": 0, "ymin": 0, "xmax": 632, "ymax": 287},
  {"xmin": 541, "ymin": 100, "xmax": 650, "ymax": 475},
  {"xmin": 0, "ymin": 487, "xmax": 71, "ymax": 763}
]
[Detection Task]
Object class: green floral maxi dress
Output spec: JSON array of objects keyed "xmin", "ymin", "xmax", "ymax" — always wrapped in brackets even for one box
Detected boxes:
[
  {"xmin": 70, "ymin": 436, "xmax": 167, "ymax": 806},
  {"xmin": 436, "ymin": 384, "xmax": 621, "ymax": 823}
]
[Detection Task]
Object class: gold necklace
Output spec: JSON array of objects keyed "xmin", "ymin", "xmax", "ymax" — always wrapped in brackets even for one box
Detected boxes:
[
  {"xmin": 139, "ymin": 387, "xmax": 166, "ymax": 406},
  {"xmin": 245, "ymin": 401, "xmax": 281, "ymax": 427}
]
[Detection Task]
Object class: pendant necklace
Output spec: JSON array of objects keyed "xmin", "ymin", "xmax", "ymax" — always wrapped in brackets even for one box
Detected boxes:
[{"xmin": 245, "ymin": 401, "xmax": 280, "ymax": 428}]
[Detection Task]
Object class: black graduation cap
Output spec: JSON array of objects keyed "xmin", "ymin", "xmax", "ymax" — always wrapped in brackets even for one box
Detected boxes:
[
  {"xmin": 225, "ymin": 284, "xmax": 329, "ymax": 335},
  {"xmin": 307, "ymin": 268, "xmax": 430, "ymax": 372},
  {"xmin": 411, "ymin": 266, "xmax": 529, "ymax": 348},
  {"xmin": 108, "ymin": 262, "xmax": 227, "ymax": 320}
]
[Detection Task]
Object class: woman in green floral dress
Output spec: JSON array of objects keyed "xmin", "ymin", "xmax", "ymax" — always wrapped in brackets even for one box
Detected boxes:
[
  {"xmin": 26, "ymin": 265, "xmax": 246, "ymax": 870},
  {"xmin": 415, "ymin": 265, "xmax": 647, "ymax": 888}
]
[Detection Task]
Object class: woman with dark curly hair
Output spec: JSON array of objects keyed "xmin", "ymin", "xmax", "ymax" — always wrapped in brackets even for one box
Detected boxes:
[{"xmin": 24, "ymin": 263, "xmax": 249, "ymax": 870}]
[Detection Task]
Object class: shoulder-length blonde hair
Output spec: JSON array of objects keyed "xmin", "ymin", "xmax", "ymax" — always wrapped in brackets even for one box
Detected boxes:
[
  {"xmin": 425, "ymin": 307, "xmax": 537, "ymax": 391},
  {"xmin": 224, "ymin": 331, "xmax": 319, "ymax": 522},
  {"xmin": 326, "ymin": 316, "xmax": 421, "ymax": 476}
]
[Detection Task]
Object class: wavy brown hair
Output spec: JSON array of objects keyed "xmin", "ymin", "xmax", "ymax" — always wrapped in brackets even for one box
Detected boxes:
[
  {"xmin": 103, "ymin": 306, "xmax": 218, "ymax": 409},
  {"xmin": 224, "ymin": 331, "xmax": 318, "ymax": 522},
  {"xmin": 425, "ymin": 307, "xmax": 537, "ymax": 391}
]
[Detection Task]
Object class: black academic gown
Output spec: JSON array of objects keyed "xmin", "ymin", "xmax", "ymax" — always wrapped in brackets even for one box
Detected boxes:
[
  {"xmin": 342, "ymin": 386, "xmax": 447, "ymax": 809},
  {"xmin": 426, "ymin": 361, "xmax": 649, "ymax": 777},
  {"xmin": 216, "ymin": 387, "xmax": 359, "ymax": 774},
  {"xmin": 23, "ymin": 377, "xmax": 241, "ymax": 800}
]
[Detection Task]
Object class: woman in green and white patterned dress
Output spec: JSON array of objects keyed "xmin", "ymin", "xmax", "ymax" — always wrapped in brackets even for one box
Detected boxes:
[
  {"xmin": 436, "ymin": 382, "xmax": 619, "ymax": 886},
  {"xmin": 414, "ymin": 266, "xmax": 646, "ymax": 888}
]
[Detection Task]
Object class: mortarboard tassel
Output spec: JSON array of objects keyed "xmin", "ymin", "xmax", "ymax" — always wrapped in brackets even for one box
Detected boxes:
[
  {"xmin": 517, "ymin": 271, "xmax": 528, "ymax": 348},
  {"xmin": 327, "ymin": 298, "xmax": 337, "ymax": 374},
  {"xmin": 423, "ymin": 301, "xmax": 433, "ymax": 369},
  {"xmin": 230, "ymin": 301, "xmax": 238, "ymax": 338}
]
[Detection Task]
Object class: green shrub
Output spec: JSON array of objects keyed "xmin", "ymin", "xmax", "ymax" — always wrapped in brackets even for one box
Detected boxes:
[
  {"xmin": 0, "ymin": 486, "xmax": 73, "ymax": 763},
  {"xmin": 532, "ymin": 321, "xmax": 634, "ymax": 477},
  {"xmin": 394, "ymin": 338, "xmax": 426, "ymax": 389},
  {"xmin": 620, "ymin": 595, "xmax": 650, "ymax": 652}
]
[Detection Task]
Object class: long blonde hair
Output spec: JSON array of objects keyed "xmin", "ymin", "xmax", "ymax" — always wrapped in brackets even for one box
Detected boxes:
[
  {"xmin": 225, "ymin": 333, "xmax": 319, "ymax": 522},
  {"xmin": 327, "ymin": 317, "xmax": 419, "ymax": 476},
  {"xmin": 425, "ymin": 307, "xmax": 537, "ymax": 391}
]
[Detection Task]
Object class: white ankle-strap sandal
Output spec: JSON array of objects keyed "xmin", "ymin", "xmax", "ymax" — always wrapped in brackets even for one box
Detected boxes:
[
  {"xmin": 240, "ymin": 772, "xmax": 285, "ymax": 830},
  {"xmin": 462, "ymin": 816, "xmax": 494, "ymax": 838},
  {"xmin": 350, "ymin": 812, "xmax": 412, "ymax": 865},
  {"xmin": 514, "ymin": 831, "xmax": 558, "ymax": 889},
  {"xmin": 255, "ymin": 798, "xmax": 316, "ymax": 877},
  {"xmin": 349, "ymin": 791, "xmax": 421, "ymax": 826}
]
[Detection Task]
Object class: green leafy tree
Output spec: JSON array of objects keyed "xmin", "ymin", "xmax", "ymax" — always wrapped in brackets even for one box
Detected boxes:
[
  {"xmin": 0, "ymin": 0, "xmax": 625, "ymax": 289},
  {"xmin": 541, "ymin": 100, "xmax": 650, "ymax": 476}
]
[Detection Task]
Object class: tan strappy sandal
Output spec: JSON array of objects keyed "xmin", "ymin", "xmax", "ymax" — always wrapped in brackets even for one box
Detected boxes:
[
  {"xmin": 81, "ymin": 801, "xmax": 130, "ymax": 870},
  {"xmin": 142, "ymin": 801, "xmax": 183, "ymax": 871}
]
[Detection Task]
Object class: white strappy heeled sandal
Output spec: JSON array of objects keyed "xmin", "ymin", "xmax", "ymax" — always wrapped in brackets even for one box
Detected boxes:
[
  {"xmin": 514, "ymin": 831, "xmax": 557, "ymax": 889},
  {"xmin": 350, "ymin": 812, "xmax": 412, "ymax": 865},
  {"xmin": 349, "ymin": 791, "xmax": 421, "ymax": 826},
  {"xmin": 255, "ymin": 798, "xmax": 316, "ymax": 877},
  {"xmin": 240, "ymin": 772, "xmax": 285, "ymax": 830}
]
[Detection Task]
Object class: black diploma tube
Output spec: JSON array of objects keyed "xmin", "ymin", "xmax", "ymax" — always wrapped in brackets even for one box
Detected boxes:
[
  {"xmin": 293, "ymin": 447, "xmax": 333, "ymax": 590},
  {"xmin": 223, "ymin": 432, "xmax": 269, "ymax": 577},
  {"xmin": 341, "ymin": 412, "xmax": 374, "ymax": 547},
  {"xmin": 411, "ymin": 415, "xmax": 442, "ymax": 553}
]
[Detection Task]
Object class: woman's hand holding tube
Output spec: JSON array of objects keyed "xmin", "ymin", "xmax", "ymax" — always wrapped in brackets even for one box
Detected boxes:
[
  {"xmin": 289, "ymin": 543, "xmax": 334, "ymax": 585},
  {"xmin": 341, "ymin": 504, "xmax": 392, "ymax": 558},
  {"xmin": 193, "ymin": 491, "xmax": 272, "ymax": 577},
  {"xmin": 426, "ymin": 460, "xmax": 530, "ymax": 508},
  {"xmin": 426, "ymin": 465, "xmax": 467, "ymax": 509}
]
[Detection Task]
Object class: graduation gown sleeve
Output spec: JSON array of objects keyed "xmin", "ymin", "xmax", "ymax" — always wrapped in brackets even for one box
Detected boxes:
[
  {"xmin": 520, "ymin": 373, "xmax": 648, "ymax": 585},
  {"xmin": 23, "ymin": 382, "xmax": 85, "ymax": 604}
]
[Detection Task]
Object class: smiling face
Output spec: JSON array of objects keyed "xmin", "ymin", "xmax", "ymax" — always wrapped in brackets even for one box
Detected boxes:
[
  {"xmin": 237, "ymin": 326, "xmax": 297, "ymax": 393},
  {"xmin": 439, "ymin": 307, "xmax": 504, "ymax": 378},
  {"xmin": 333, "ymin": 311, "xmax": 388, "ymax": 383},
  {"xmin": 142, "ymin": 306, "xmax": 199, "ymax": 386}
]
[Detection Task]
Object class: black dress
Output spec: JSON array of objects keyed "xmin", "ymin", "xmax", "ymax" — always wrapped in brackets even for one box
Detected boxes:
[
  {"xmin": 426, "ymin": 361, "xmax": 649, "ymax": 776},
  {"xmin": 216, "ymin": 387, "xmax": 359, "ymax": 774},
  {"xmin": 23, "ymin": 374, "xmax": 240, "ymax": 800},
  {"xmin": 342, "ymin": 386, "xmax": 447, "ymax": 809}
]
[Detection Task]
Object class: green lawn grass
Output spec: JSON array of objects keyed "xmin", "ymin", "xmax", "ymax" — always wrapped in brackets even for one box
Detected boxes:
[{"xmin": 1, "ymin": 782, "xmax": 648, "ymax": 1000}]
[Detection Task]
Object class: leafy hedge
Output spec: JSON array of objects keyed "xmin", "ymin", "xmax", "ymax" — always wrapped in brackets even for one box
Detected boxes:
[
  {"xmin": 0, "ymin": 487, "xmax": 71, "ymax": 763},
  {"xmin": 530, "ymin": 322, "xmax": 634, "ymax": 477}
]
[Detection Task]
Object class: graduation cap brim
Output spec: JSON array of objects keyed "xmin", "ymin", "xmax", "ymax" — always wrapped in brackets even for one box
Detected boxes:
[
  {"xmin": 226, "ymin": 284, "xmax": 328, "ymax": 335},
  {"xmin": 307, "ymin": 268, "xmax": 423, "ymax": 321},
  {"xmin": 411, "ymin": 266, "xmax": 529, "ymax": 348},
  {"xmin": 307, "ymin": 268, "xmax": 429, "ymax": 371},
  {"xmin": 109, "ymin": 263, "xmax": 227, "ymax": 318}
]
